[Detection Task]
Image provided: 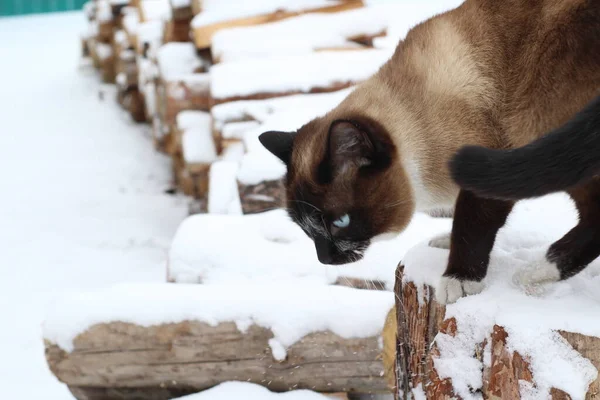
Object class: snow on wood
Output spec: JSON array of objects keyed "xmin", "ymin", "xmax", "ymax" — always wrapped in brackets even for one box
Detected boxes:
[
  {"xmin": 393, "ymin": 194, "xmax": 600, "ymax": 400},
  {"xmin": 43, "ymin": 282, "xmax": 392, "ymax": 399},
  {"xmin": 166, "ymin": 209, "xmax": 450, "ymax": 286},
  {"xmin": 176, "ymin": 382, "xmax": 351, "ymax": 399},
  {"xmin": 139, "ymin": 0, "xmax": 172, "ymax": 23},
  {"xmin": 156, "ymin": 42, "xmax": 205, "ymax": 80},
  {"xmin": 208, "ymin": 160, "xmax": 243, "ymax": 215},
  {"xmin": 230, "ymin": 90, "xmax": 351, "ymax": 210},
  {"xmin": 154, "ymin": 73, "xmax": 210, "ymax": 152},
  {"xmin": 209, "ymin": 49, "xmax": 391, "ymax": 104},
  {"xmin": 169, "ymin": 110, "xmax": 216, "ymax": 197},
  {"xmin": 137, "ymin": 20, "xmax": 165, "ymax": 55},
  {"xmin": 191, "ymin": 0, "xmax": 365, "ymax": 49},
  {"xmin": 210, "ymin": 5, "xmax": 403, "ymax": 63}
]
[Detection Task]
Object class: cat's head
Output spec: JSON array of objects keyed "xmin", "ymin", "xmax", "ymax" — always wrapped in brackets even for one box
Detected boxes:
[{"xmin": 259, "ymin": 114, "xmax": 415, "ymax": 265}]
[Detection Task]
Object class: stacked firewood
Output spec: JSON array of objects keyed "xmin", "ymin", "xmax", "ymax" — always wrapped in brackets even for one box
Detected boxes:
[{"xmin": 81, "ymin": 0, "xmax": 399, "ymax": 215}]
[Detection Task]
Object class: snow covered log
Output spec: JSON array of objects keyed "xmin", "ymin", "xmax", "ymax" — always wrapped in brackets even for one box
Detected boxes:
[
  {"xmin": 152, "ymin": 43, "xmax": 209, "ymax": 152},
  {"xmin": 209, "ymin": 5, "xmax": 398, "ymax": 63},
  {"xmin": 392, "ymin": 195, "xmax": 600, "ymax": 400},
  {"xmin": 394, "ymin": 264, "xmax": 600, "ymax": 399},
  {"xmin": 191, "ymin": 0, "xmax": 365, "ymax": 49},
  {"xmin": 43, "ymin": 283, "xmax": 394, "ymax": 400},
  {"xmin": 209, "ymin": 49, "xmax": 391, "ymax": 105},
  {"xmin": 169, "ymin": 111, "xmax": 217, "ymax": 197}
]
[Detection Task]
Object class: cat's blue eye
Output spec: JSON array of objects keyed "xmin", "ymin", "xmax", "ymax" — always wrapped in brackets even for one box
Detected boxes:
[{"xmin": 333, "ymin": 214, "xmax": 351, "ymax": 228}]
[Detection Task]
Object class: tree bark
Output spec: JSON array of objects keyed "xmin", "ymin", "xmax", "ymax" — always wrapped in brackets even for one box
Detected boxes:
[{"xmin": 393, "ymin": 264, "xmax": 600, "ymax": 400}]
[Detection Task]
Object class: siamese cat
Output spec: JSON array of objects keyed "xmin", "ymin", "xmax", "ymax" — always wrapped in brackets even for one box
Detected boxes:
[
  {"xmin": 259, "ymin": 0, "xmax": 600, "ymax": 304},
  {"xmin": 450, "ymin": 95, "xmax": 600, "ymax": 286}
]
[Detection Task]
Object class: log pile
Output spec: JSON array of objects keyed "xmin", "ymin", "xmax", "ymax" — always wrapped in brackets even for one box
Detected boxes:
[
  {"xmin": 80, "ymin": 0, "xmax": 397, "ymax": 213},
  {"xmin": 69, "ymin": 3, "xmax": 407, "ymax": 399}
]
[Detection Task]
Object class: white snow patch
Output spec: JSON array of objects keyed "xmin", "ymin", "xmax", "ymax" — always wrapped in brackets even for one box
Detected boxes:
[
  {"xmin": 208, "ymin": 161, "xmax": 243, "ymax": 215},
  {"xmin": 221, "ymin": 142, "xmax": 246, "ymax": 162},
  {"xmin": 167, "ymin": 209, "xmax": 450, "ymax": 286},
  {"xmin": 171, "ymin": 0, "xmax": 191, "ymax": 9},
  {"xmin": 268, "ymin": 338, "xmax": 287, "ymax": 361},
  {"xmin": 210, "ymin": 49, "xmax": 392, "ymax": 100},
  {"xmin": 191, "ymin": 0, "xmax": 345, "ymax": 28},
  {"xmin": 175, "ymin": 381, "xmax": 331, "ymax": 399},
  {"xmin": 403, "ymin": 194, "xmax": 600, "ymax": 400},
  {"xmin": 182, "ymin": 128, "xmax": 217, "ymax": 164},
  {"xmin": 211, "ymin": 5, "xmax": 395, "ymax": 62},
  {"xmin": 95, "ymin": 42, "xmax": 113, "ymax": 60},
  {"xmin": 156, "ymin": 42, "xmax": 204, "ymax": 81},
  {"xmin": 140, "ymin": 0, "xmax": 172, "ymax": 21},
  {"xmin": 222, "ymin": 120, "xmax": 261, "ymax": 140},
  {"xmin": 0, "ymin": 11, "xmax": 187, "ymax": 400},
  {"xmin": 42, "ymin": 281, "xmax": 394, "ymax": 355},
  {"xmin": 177, "ymin": 110, "xmax": 209, "ymax": 131},
  {"xmin": 211, "ymin": 88, "xmax": 353, "ymax": 129}
]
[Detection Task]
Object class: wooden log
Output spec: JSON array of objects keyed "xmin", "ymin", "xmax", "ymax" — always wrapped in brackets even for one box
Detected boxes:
[
  {"xmin": 237, "ymin": 178, "xmax": 286, "ymax": 214},
  {"xmin": 192, "ymin": 1, "xmax": 365, "ymax": 49},
  {"xmin": 45, "ymin": 321, "xmax": 389, "ymax": 400},
  {"xmin": 392, "ymin": 264, "xmax": 600, "ymax": 400},
  {"xmin": 163, "ymin": 17, "xmax": 192, "ymax": 43},
  {"xmin": 211, "ymin": 80, "xmax": 356, "ymax": 107}
]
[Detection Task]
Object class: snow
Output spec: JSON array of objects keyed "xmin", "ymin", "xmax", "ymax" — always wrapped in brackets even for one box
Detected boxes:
[
  {"xmin": 177, "ymin": 110, "xmax": 210, "ymax": 131},
  {"xmin": 168, "ymin": 210, "xmax": 450, "ymax": 286},
  {"xmin": 171, "ymin": 0, "xmax": 191, "ymax": 9},
  {"xmin": 211, "ymin": 6, "xmax": 394, "ymax": 62},
  {"xmin": 235, "ymin": 90, "xmax": 352, "ymax": 185},
  {"xmin": 0, "ymin": 11, "xmax": 187, "ymax": 400},
  {"xmin": 122, "ymin": 10, "xmax": 140, "ymax": 35},
  {"xmin": 211, "ymin": 88, "xmax": 353, "ymax": 129},
  {"xmin": 210, "ymin": 49, "xmax": 393, "ymax": 100},
  {"xmin": 402, "ymin": 194, "xmax": 600, "ymax": 400},
  {"xmin": 222, "ymin": 120, "xmax": 261, "ymax": 140},
  {"xmin": 182, "ymin": 129, "xmax": 217, "ymax": 164},
  {"xmin": 178, "ymin": 382, "xmax": 332, "ymax": 399},
  {"xmin": 96, "ymin": 0, "xmax": 113, "ymax": 22},
  {"xmin": 43, "ymin": 281, "xmax": 394, "ymax": 356},
  {"xmin": 156, "ymin": 42, "xmax": 204, "ymax": 81},
  {"xmin": 137, "ymin": 19, "xmax": 164, "ymax": 52},
  {"xmin": 175, "ymin": 111, "xmax": 217, "ymax": 164},
  {"xmin": 191, "ymin": 0, "xmax": 345, "ymax": 28},
  {"xmin": 140, "ymin": 0, "xmax": 172, "ymax": 21},
  {"xmin": 208, "ymin": 161, "xmax": 243, "ymax": 215},
  {"xmin": 95, "ymin": 42, "xmax": 113, "ymax": 60}
]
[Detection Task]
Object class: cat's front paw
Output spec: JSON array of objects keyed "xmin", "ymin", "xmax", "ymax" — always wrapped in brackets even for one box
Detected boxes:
[
  {"xmin": 435, "ymin": 276, "xmax": 485, "ymax": 304},
  {"xmin": 513, "ymin": 259, "xmax": 560, "ymax": 286},
  {"xmin": 428, "ymin": 232, "xmax": 451, "ymax": 249}
]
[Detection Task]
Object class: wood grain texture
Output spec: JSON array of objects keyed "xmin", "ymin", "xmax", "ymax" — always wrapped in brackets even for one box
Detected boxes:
[
  {"xmin": 237, "ymin": 179, "xmax": 286, "ymax": 214},
  {"xmin": 45, "ymin": 321, "xmax": 389, "ymax": 400}
]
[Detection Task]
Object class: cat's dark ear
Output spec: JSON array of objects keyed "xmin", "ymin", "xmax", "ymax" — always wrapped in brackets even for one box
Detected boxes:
[
  {"xmin": 259, "ymin": 131, "xmax": 296, "ymax": 164},
  {"xmin": 329, "ymin": 120, "xmax": 374, "ymax": 173}
]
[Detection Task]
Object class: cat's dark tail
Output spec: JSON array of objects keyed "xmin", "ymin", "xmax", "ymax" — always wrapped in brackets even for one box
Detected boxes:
[{"xmin": 450, "ymin": 95, "xmax": 600, "ymax": 200}]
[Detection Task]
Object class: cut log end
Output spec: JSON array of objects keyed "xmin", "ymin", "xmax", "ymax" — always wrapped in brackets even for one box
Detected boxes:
[{"xmin": 392, "ymin": 263, "xmax": 600, "ymax": 400}]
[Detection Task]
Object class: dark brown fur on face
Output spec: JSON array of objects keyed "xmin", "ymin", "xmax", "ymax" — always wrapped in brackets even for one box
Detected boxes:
[{"xmin": 260, "ymin": 0, "xmax": 600, "ymax": 300}]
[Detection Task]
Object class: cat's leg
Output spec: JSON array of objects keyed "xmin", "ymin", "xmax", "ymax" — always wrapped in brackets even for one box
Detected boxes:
[
  {"xmin": 436, "ymin": 190, "xmax": 514, "ymax": 304},
  {"xmin": 516, "ymin": 180, "xmax": 600, "ymax": 285}
]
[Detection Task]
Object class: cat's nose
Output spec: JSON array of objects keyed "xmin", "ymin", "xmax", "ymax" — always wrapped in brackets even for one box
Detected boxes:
[{"xmin": 314, "ymin": 237, "xmax": 334, "ymax": 264}]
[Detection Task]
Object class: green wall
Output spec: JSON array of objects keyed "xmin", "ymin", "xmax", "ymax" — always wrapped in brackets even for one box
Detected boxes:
[{"xmin": 0, "ymin": 0, "xmax": 88, "ymax": 17}]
